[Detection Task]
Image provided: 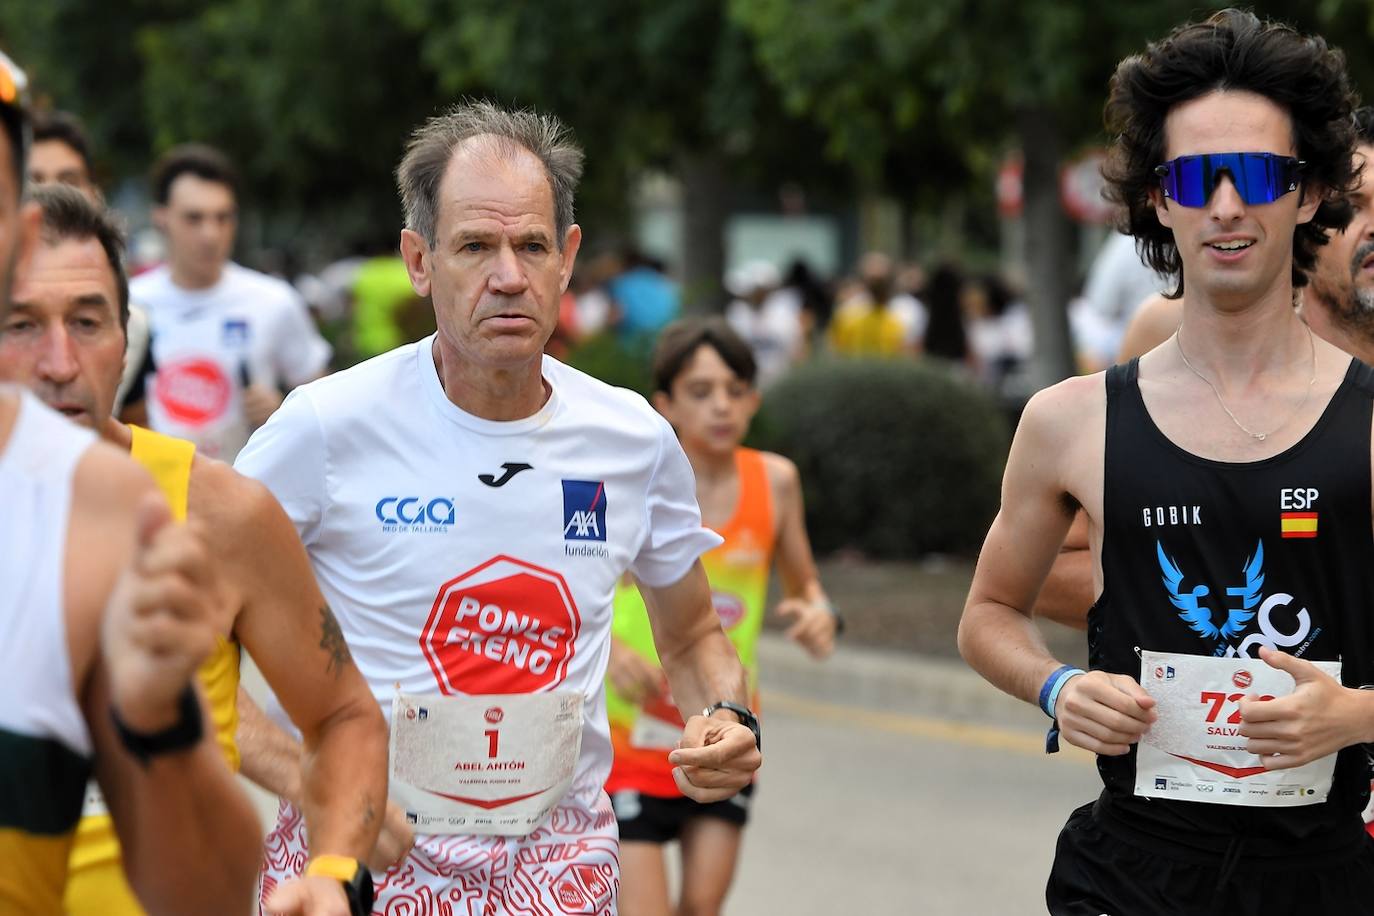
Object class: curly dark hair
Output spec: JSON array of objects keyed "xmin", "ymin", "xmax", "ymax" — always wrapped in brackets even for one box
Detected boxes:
[{"xmin": 1102, "ymin": 9, "xmax": 1358, "ymax": 297}]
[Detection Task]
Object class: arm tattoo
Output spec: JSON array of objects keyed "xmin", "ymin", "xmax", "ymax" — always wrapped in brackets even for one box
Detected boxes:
[{"xmin": 319, "ymin": 605, "xmax": 353, "ymax": 678}]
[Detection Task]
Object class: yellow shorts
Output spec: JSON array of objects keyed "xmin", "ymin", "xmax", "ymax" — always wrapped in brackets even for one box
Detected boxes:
[{"xmin": 64, "ymin": 814, "xmax": 145, "ymax": 916}]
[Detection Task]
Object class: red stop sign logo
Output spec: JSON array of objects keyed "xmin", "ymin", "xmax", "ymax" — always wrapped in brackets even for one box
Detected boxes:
[
  {"xmin": 156, "ymin": 357, "xmax": 231, "ymax": 426},
  {"xmin": 421, "ymin": 555, "xmax": 581, "ymax": 694}
]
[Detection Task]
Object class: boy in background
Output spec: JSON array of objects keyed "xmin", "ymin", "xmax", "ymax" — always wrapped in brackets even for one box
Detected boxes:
[{"xmin": 607, "ymin": 318, "xmax": 839, "ymax": 916}]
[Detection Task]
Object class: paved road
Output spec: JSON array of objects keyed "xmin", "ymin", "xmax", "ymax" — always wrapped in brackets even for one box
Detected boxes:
[{"xmin": 720, "ymin": 689, "xmax": 1098, "ymax": 915}]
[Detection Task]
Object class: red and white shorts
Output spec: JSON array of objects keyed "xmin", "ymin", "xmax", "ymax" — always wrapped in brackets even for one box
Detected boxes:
[{"xmin": 259, "ymin": 795, "xmax": 620, "ymax": 915}]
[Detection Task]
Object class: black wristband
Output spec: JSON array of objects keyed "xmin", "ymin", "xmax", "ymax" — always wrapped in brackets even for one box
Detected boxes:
[
  {"xmin": 703, "ymin": 700, "xmax": 762, "ymax": 751},
  {"xmin": 110, "ymin": 684, "xmax": 204, "ymax": 766}
]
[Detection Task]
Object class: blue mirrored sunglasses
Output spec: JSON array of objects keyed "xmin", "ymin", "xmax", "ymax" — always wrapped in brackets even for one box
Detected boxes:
[{"xmin": 1154, "ymin": 152, "xmax": 1304, "ymax": 207}]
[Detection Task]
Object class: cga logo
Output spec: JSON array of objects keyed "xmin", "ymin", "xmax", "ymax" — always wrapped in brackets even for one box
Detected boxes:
[{"xmin": 376, "ymin": 497, "xmax": 456, "ymax": 530}]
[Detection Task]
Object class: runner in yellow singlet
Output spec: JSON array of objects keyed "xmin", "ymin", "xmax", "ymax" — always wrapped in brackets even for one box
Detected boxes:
[
  {"xmin": 0, "ymin": 184, "xmax": 391, "ymax": 916},
  {"xmin": 606, "ymin": 318, "xmax": 840, "ymax": 916}
]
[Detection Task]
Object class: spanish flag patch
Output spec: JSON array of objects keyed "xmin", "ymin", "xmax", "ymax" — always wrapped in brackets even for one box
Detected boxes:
[{"xmin": 1280, "ymin": 512, "xmax": 1318, "ymax": 539}]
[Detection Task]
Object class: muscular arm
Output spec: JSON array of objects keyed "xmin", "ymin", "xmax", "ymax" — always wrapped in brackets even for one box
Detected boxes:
[
  {"xmin": 70, "ymin": 447, "xmax": 260, "ymax": 914},
  {"xmin": 215, "ymin": 466, "xmax": 386, "ymax": 863},
  {"xmin": 237, "ymin": 687, "xmax": 305, "ymax": 802},
  {"xmin": 767, "ymin": 453, "xmax": 837, "ymax": 658},
  {"xmin": 957, "ymin": 389, "xmax": 1083, "ymax": 705},
  {"xmin": 1029, "ymin": 511, "xmax": 1093, "ymax": 631},
  {"xmin": 958, "ymin": 381, "xmax": 1156, "ymax": 755}
]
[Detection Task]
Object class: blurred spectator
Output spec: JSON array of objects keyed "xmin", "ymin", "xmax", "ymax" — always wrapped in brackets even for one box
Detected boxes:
[
  {"xmin": 781, "ymin": 258, "xmax": 834, "ymax": 332},
  {"xmin": 134, "ymin": 143, "xmax": 331, "ymax": 461},
  {"xmin": 571, "ymin": 252, "xmax": 620, "ymax": 340},
  {"xmin": 350, "ymin": 253, "xmax": 431, "ymax": 360},
  {"xmin": 725, "ymin": 259, "xmax": 804, "ymax": 388},
  {"xmin": 921, "ymin": 263, "xmax": 971, "ymax": 365},
  {"xmin": 828, "ymin": 252, "xmax": 926, "ymax": 357},
  {"xmin": 962, "ymin": 273, "xmax": 1031, "ymax": 389},
  {"xmin": 607, "ymin": 247, "xmax": 679, "ymax": 343},
  {"xmin": 28, "ymin": 110, "xmax": 96, "ymax": 195},
  {"xmin": 1076, "ymin": 231, "xmax": 1171, "ymax": 368}
]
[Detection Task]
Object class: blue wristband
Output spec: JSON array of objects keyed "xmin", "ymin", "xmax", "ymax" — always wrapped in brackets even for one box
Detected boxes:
[
  {"xmin": 1040, "ymin": 666, "xmax": 1086, "ymax": 755},
  {"xmin": 1038, "ymin": 665, "xmax": 1085, "ymax": 718}
]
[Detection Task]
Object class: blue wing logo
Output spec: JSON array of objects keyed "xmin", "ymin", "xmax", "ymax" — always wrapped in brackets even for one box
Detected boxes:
[
  {"xmin": 1222, "ymin": 541, "xmax": 1264, "ymax": 640},
  {"xmin": 1157, "ymin": 542, "xmax": 1218, "ymax": 639},
  {"xmin": 1156, "ymin": 540, "xmax": 1266, "ymax": 642}
]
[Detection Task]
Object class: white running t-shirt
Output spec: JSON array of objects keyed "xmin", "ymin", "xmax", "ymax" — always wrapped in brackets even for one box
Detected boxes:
[
  {"xmin": 234, "ymin": 336, "xmax": 722, "ymax": 809},
  {"xmin": 133, "ymin": 263, "xmax": 331, "ymax": 461}
]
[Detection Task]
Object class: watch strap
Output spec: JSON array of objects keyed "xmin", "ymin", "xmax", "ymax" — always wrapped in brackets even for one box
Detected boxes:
[
  {"xmin": 703, "ymin": 700, "xmax": 762, "ymax": 751},
  {"xmin": 109, "ymin": 684, "xmax": 203, "ymax": 766},
  {"xmin": 305, "ymin": 856, "xmax": 373, "ymax": 916}
]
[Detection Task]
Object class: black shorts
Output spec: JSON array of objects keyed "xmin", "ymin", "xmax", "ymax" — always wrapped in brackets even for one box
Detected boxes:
[
  {"xmin": 1047, "ymin": 801, "xmax": 1374, "ymax": 916},
  {"xmin": 610, "ymin": 784, "xmax": 754, "ymax": 844}
]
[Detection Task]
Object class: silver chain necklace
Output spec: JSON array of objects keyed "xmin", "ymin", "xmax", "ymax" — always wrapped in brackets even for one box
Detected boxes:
[{"xmin": 1174, "ymin": 323, "xmax": 1317, "ymax": 442}]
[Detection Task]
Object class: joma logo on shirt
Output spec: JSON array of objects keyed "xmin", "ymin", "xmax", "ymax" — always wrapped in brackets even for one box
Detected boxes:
[{"xmin": 1142, "ymin": 505, "xmax": 1202, "ymax": 527}]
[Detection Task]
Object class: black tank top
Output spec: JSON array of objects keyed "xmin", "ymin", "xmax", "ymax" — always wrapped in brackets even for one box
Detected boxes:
[{"xmin": 1090, "ymin": 357, "xmax": 1374, "ymax": 854}]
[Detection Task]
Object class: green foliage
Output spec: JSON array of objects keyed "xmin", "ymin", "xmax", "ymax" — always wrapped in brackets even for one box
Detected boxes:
[
  {"xmin": 563, "ymin": 333, "xmax": 653, "ymax": 399},
  {"xmin": 750, "ymin": 358, "xmax": 1009, "ymax": 559}
]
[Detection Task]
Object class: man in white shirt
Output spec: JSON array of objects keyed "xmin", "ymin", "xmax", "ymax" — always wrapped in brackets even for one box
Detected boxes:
[
  {"xmin": 134, "ymin": 144, "xmax": 331, "ymax": 461},
  {"xmin": 235, "ymin": 100, "xmax": 761, "ymax": 914}
]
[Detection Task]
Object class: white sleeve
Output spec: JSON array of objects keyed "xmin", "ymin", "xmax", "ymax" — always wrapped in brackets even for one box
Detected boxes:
[
  {"xmin": 629, "ymin": 414, "xmax": 724, "ymax": 588},
  {"xmin": 271, "ymin": 289, "xmax": 333, "ymax": 387},
  {"xmin": 233, "ymin": 387, "xmax": 328, "ymax": 545}
]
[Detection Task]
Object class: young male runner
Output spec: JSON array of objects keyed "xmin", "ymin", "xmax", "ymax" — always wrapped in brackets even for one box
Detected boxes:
[
  {"xmin": 134, "ymin": 144, "xmax": 331, "ymax": 461},
  {"xmin": 0, "ymin": 183, "xmax": 389, "ymax": 916},
  {"xmin": 959, "ymin": 12, "xmax": 1374, "ymax": 914},
  {"xmin": 606, "ymin": 319, "xmax": 838, "ymax": 916},
  {"xmin": 0, "ymin": 52, "xmax": 262, "ymax": 915},
  {"xmin": 235, "ymin": 101, "xmax": 761, "ymax": 913}
]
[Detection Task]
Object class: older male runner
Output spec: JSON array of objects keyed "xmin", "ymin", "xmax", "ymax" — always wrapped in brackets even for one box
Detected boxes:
[
  {"xmin": 0, "ymin": 183, "xmax": 390, "ymax": 916},
  {"xmin": 0, "ymin": 51, "xmax": 262, "ymax": 914},
  {"xmin": 960, "ymin": 12, "xmax": 1374, "ymax": 914},
  {"xmin": 235, "ymin": 102, "xmax": 761, "ymax": 913}
]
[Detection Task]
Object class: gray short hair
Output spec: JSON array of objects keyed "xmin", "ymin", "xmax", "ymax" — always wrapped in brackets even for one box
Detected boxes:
[{"xmin": 396, "ymin": 100, "xmax": 585, "ymax": 249}]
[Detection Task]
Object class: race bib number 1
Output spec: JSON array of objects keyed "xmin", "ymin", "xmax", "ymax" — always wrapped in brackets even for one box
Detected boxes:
[
  {"xmin": 390, "ymin": 691, "xmax": 582, "ymax": 836},
  {"xmin": 1134, "ymin": 649, "xmax": 1340, "ymax": 807}
]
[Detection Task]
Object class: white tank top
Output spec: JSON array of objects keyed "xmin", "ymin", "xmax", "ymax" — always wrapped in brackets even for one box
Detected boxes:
[{"xmin": 0, "ymin": 388, "xmax": 96, "ymax": 757}]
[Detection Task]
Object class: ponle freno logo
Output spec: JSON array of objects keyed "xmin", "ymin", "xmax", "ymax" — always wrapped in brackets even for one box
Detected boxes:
[
  {"xmin": 156, "ymin": 357, "xmax": 231, "ymax": 425},
  {"xmin": 421, "ymin": 555, "xmax": 581, "ymax": 694},
  {"xmin": 712, "ymin": 591, "xmax": 746, "ymax": 629},
  {"xmin": 1233, "ymin": 670, "xmax": 1252, "ymax": 689}
]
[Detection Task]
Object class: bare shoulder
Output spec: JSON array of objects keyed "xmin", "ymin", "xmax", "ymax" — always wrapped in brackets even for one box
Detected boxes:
[
  {"xmin": 188, "ymin": 454, "xmax": 279, "ymax": 530},
  {"xmin": 758, "ymin": 450, "xmax": 800, "ymax": 492},
  {"xmin": 1017, "ymin": 372, "xmax": 1107, "ymax": 444},
  {"xmin": 74, "ymin": 437, "xmax": 159, "ymax": 513}
]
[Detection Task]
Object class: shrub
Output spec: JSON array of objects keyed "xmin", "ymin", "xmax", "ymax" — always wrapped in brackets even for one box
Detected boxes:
[
  {"xmin": 563, "ymin": 333, "xmax": 653, "ymax": 397},
  {"xmin": 749, "ymin": 358, "xmax": 1010, "ymax": 558}
]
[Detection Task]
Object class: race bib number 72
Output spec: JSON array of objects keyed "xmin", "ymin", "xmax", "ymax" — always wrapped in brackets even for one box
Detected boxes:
[{"xmin": 1134, "ymin": 650, "xmax": 1340, "ymax": 807}]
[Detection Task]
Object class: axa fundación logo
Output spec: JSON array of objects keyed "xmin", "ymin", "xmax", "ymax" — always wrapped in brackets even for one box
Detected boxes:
[
  {"xmin": 562, "ymin": 479, "xmax": 609, "ymax": 557},
  {"xmin": 376, "ymin": 496, "xmax": 456, "ymax": 533}
]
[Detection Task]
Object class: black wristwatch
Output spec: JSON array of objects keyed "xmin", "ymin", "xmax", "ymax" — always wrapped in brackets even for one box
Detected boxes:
[
  {"xmin": 305, "ymin": 856, "xmax": 374, "ymax": 916},
  {"xmin": 703, "ymin": 701, "xmax": 762, "ymax": 751},
  {"xmin": 110, "ymin": 684, "xmax": 204, "ymax": 767}
]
